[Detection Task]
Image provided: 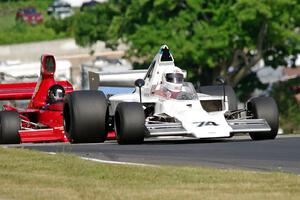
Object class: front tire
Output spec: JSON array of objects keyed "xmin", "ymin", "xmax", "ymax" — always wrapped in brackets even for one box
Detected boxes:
[
  {"xmin": 0, "ymin": 111, "xmax": 20, "ymax": 144},
  {"xmin": 63, "ymin": 90, "xmax": 108, "ymax": 143},
  {"xmin": 114, "ymin": 102, "xmax": 145, "ymax": 144},
  {"xmin": 247, "ymin": 96, "xmax": 279, "ymax": 140}
]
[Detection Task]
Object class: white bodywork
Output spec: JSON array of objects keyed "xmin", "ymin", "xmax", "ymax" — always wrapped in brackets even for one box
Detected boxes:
[{"xmin": 89, "ymin": 45, "xmax": 271, "ymax": 139}]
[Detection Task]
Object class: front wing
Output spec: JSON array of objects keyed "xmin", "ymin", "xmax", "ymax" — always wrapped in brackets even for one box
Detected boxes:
[
  {"xmin": 19, "ymin": 127, "xmax": 68, "ymax": 143},
  {"xmin": 145, "ymin": 119, "xmax": 271, "ymax": 138}
]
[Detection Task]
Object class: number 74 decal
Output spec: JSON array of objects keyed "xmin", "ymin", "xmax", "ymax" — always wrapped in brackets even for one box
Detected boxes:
[{"xmin": 193, "ymin": 121, "xmax": 219, "ymax": 127}]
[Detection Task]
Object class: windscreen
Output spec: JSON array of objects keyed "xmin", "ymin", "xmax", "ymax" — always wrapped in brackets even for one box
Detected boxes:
[
  {"xmin": 175, "ymin": 82, "xmax": 198, "ymax": 100},
  {"xmin": 154, "ymin": 82, "xmax": 198, "ymax": 100}
]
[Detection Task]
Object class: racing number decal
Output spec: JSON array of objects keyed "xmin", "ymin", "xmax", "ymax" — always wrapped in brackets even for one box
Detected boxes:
[{"xmin": 193, "ymin": 121, "xmax": 219, "ymax": 127}]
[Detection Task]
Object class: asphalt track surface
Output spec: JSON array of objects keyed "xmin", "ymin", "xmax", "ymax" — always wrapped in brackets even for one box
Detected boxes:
[{"xmin": 7, "ymin": 134, "xmax": 300, "ymax": 174}]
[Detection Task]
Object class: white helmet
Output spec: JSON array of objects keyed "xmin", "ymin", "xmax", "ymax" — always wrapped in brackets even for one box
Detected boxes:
[{"xmin": 162, "ymin": 66, "xmax": 184, "ymax": 92}]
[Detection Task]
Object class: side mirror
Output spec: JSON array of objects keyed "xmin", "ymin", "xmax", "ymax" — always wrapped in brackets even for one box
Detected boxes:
[
  {"xmin": 215, "ymin": 76, "xmax": 225, "ymax": 85},
  {"xmin": 215, "ymin": 76, "xmax": 226, "ymax": 109},
  {"xmin": 135, "ymin": 79, "xmax": 145, "ymax": 88},
  {"xmin": 135, "ymin": 79, "xmax": 145, "ymax": 103}
]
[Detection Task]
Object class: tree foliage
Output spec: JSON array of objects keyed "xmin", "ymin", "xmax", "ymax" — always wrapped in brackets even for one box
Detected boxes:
[
  {"xmin": 271, "ymin": 78, "xmax": 300, "ymax": 133},
  {"xmin": 72, "ymin": 0, "xmax": 300, "ymax": 86}
]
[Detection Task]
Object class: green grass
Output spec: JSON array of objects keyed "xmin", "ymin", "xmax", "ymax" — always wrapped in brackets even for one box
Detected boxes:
[
  {"xmin": 0, "ymin": 0, "xmax": 69, "ymax": 45},
  {"xmin": 0, "ymin": 147, "xmax": 299, "ymax": 200}
]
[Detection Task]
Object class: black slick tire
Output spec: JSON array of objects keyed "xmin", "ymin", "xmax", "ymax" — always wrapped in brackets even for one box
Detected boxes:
[
  {"xmin": 114, "ymin": 102, "xmax": 145, "ymax": 144},
  {"xmin": 63, "ymin": 90, "xmax": 108, "ymax": 143},
  {"xmin": 247, "ymin": 96, "xmax": 279, "ymax": 140},
  {"xmin": 0, "ymin": 111, "xmax": 20, "ymax": 144}
]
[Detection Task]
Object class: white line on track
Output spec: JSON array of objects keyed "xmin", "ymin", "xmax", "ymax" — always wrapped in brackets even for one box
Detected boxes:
[
  {"xmin": 46, "ymin": 151, "xmax": 155, "ymax": 167},
  {"xmin": 80, "ymin": 157, "xmax": 156, "ymax": 167}
]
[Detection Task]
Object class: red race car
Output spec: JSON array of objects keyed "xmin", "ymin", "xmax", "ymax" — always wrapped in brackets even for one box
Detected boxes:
[
  {"xmin": 16, "ymin": 7, "xmax": 43, "ymax": 25},
  {"xmin": 0, "ymin": 55, "xmax": 73, "ymax": 144}
]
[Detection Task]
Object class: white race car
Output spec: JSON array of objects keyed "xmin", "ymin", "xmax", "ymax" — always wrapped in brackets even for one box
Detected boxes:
[{"xmin": 63, "ymin": 45, "xmax": 279, "ymax": 144}]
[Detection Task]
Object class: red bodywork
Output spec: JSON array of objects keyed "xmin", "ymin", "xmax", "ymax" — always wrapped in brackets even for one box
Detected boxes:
[
  {"xmin": 0, "ymin": 55, "xmax": 72, "ymax": 143},
  {"xmin": 16, "ymin": 7, "xmax": 43, "ymax": 25}
]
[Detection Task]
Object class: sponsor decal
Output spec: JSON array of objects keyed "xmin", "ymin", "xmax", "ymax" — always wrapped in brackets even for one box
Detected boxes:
[{"xmin": 193, "ymin": 121, "xmax": 219, "ymax": 127}]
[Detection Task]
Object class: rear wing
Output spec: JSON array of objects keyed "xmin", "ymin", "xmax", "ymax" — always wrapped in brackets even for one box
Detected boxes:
[
  {"xmin": 0, "ymin": 81, "xmax": 73, "ymax": 100},
  {"xmin": 88, "ymin": 70, "xmax": 147, "ymax": 90}
]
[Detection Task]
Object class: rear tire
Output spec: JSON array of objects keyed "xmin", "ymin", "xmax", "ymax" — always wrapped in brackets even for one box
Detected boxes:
[
  {"xmin": 199, "ymin": 85, "xmax": 238, "ymax": 111},
  {"xmin": 63, "ymin": 90, "xmax": 108, "ymax": 143},
  {"xmin": 247, "ymin": 96, "xmax": 279, "ymax": 140},
  {"xmin": 115, "ymin": 102, "xmax": 145, "ymax": 144},
  {"xmin": 0, "ymin": 111, "xmax": 20, "ymax": 144}
]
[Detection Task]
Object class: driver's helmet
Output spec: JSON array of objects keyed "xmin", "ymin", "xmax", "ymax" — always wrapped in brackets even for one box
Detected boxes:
[
  {"xmin": 161, "ymin": 66, "xmax": 184, "ymax": 93},
  {"xmin": 48, "ymin": 85, "xmax": 65, "ymax": 103}
]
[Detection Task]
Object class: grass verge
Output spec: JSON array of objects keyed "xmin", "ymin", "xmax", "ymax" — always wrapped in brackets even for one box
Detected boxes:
[{"xmin": 0, "ymin": 147, "xmax": 299, "ymax": 200}]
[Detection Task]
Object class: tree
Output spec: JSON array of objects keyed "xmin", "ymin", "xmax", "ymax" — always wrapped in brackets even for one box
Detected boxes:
[
  {"xmin": 73, "ymin": 0, "xmax": 300, "ymax": 86},
  {"xmin": 271, "ymin": 77, "xmax": 300, "ymax": 133}
]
